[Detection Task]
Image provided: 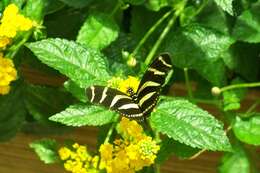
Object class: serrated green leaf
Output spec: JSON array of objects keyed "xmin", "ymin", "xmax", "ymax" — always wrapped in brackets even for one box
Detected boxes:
[
  {"xmin": 64, "ymin": 80, "xmax": 86, "ymax": 103},
  {"xmin": 77, "ymin": 12, "xmax": 119, "ymax": 50},
  {"xmin": 49, "ymin": 104, "xmax": 118, "ymax": 126},
  {"xmin": 26, "ymin": 38, "xmax": 110, "ymax": 88},
  {"xmin": 30, "ymin": 139, "xmax": 59, "ymax": 164},
  {"xmin": 218, "ymin": 142, "xmax": 250, "ymax": 173},
  {"xmin": 156, "ymin": 137, "xmax": 199, "ymax": 164},
  {"xmin": 0, "ymin": 82, "xmax": 26, "ymax": 141},
  {"xmin": 150, "ymin": 97, "xmax": 232, "ymax": 151},
  {"xmin": 232, "ymin": 4, "xmax": 260, "ymax": 43},
  {"xmin": 233, "ymin": 115, "xmax": 260, "ymax": 146},
  {"xmin": 162, "ymin": 24, "xmax": 234, "ymax": 86},
  {"xmin": 223, "ymin": 78, "xmax": 247, "ymax": 111},
  {"xmin": 214, "ymin": 0, "xmax": 234, "ymax": 15}
]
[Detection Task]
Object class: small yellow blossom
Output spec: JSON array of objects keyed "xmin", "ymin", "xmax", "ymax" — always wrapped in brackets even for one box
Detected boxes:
[
  {"xmin": 0, "ymin": 4, "xmax": 34, "ymax": 48},
  {"xmin": 118, "ymin": 76, "xmax": 140, "ymax": 95},
  {"xmin": 0, "ymin": 37, "xmax": 11, "ymax": 48},
  {"xmin": 99, "ymin": 118, "xmax": 160, "ymax": 173},
  {"xmin": 59, "ymin": 147, "xmax": 71, "ymax": 160},
  {"xmin": 58, "ymin": 143, "xmax": 99, "ymax": 173},
  {"xmin": 0, "ymin": 54, "xmax": 17, "ymax": 95},
  {"xmin": 0, "ymin": 85, "xmax": 10, "ymax": 95}
]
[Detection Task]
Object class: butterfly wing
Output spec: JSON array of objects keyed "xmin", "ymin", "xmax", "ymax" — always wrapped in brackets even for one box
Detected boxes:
[
  {"xmin": 137, "ymin": 53, "xmax": 172, "ymax": 116},
  {"xmin": 86, "ymin": 85, "xmax": 143, "ymax": 119}
]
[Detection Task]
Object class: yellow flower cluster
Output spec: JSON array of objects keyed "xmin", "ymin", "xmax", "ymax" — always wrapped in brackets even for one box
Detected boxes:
[
  {"xmin": 0, "ymin": 53, "xmax": 17, "ymax": 95},
  {"xmin": 107, "ymin": 76, "xmax": 140, "ymax": 96},
  {"xmin": 0, "ymin": 4, "xmax": 34, "ymax": 49},
  {"xmin": 58, "ymin": 143, "xmax": 99, "ymax": 173},
  {"xmin": 99, "ymin": 117, "xmax": 160, "ymax": 173}
]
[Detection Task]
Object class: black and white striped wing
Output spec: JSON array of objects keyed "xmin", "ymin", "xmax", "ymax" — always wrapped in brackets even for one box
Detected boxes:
[
  {"xmin": 137, "ymin": 53, "xmax": 172, "ymax": 116},
  {"xmin": 86, "ymin": 86, "xmax": 143, "ymax": 119}
]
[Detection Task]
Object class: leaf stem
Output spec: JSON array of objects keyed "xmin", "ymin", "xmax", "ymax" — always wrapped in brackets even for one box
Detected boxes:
[
  {"xmin": 184, "ymin": 68, "xmax": 193, "ymax": 99},
  {"xmin": 6, "ymin": 32, "xmax": 32, "ymax": 58},
  {"xmin": 104, "ymin": 120, "xmax": 117, "ymax": 144},
  {"xmin": 220, "ymin": 82, "xmax": 260, "ymax": 92},
  {"xmin": 144, "ymin": 13, "xmax": 177, "ymax": 65},
  {"xmin": 131, "ymin": 10, "xmax": 173, "ymax": 57},
  {"xmin": 110, "ymin": 0, "xmax": 122, "ymax": 17}
]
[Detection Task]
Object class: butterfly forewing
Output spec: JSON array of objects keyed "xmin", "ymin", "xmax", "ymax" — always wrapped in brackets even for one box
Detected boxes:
[
  {"xmin": 86, "ymin": 86, "xmax": 143, "ymax": 119},
  {"xmin": 137, "ymin": 53, "xmax": 172, "ymax": 115}
]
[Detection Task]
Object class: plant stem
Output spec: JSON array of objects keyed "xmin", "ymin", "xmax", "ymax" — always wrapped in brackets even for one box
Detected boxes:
[
  {"xmin": 104, "ymin": 121, "xmax": 117, "ymax": 144},
  {"xmin": 144, "ymin": 13, "xmax": 177, "ymax": 65},
  {"xmin": 110, "ymin": 0, "xmax": 121, "ymax": 17},
  {"xmin": 131, "ymin": 10, "xmax": 173, "ymax": 57},
  {"xmin": 184, "ymin": 68, "xmax": 193, "ymax": 99},
  {"xmin": 246, "ymin": 100, "xmax": 260, "ymax": 114},
  {"xmin": 220, "ymin": 82, "xmax": 260, "ymax": 92},
  {"xmin": 6, "ymin": 32, "xmax": 32, "ymax": 59}
]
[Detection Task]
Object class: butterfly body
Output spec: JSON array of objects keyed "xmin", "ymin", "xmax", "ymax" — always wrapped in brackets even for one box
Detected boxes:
[{"xmin": 86, "ymin": 53, "xmax": 172, "ymax": 120}]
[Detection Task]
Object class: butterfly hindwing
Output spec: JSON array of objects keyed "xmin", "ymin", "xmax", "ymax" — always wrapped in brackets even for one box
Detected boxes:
[
  {"xmin": 86, "ymin": 86, "xmax": 143, "ymax": 119},
  {"xmin": 137, "ymin": 53, "xmax": 172, "ymax": 115}
]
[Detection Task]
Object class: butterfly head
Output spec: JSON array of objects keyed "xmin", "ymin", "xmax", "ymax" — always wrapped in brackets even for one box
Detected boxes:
[{"xmin": 127, "ymin": 87, "xmax": 138, "ymax": 102}]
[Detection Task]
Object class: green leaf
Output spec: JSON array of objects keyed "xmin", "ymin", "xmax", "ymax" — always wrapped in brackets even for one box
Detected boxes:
[
  {"xmin": 49, "ymin": 104, "xmax": 118, "ymax": 126},
  {"xmin": 218, "ymin": 142, "xmax": 250, "ymax": 173},
  {"xmin": 233, "ymin": 115, "xmax": 260, "ymax": 145},
  {"xmin": 214, "ymin": 0, "xmax": 234, "ymax": 15},
  {"xmin": 26, "ymin": 38, "xmax": 110, "ymax": 88},
  {"xmin": 156, "ymin": 137, "xmax": 199, "ymax": 164},
  {"xmin": 150, "ymin": 97, "xmax": 232, "ymax": 151},
  {"xmin": 30, "ymin": 139, "xmax": 59, "ymax": 164},
  {"xmin": 223, "ymin": 78, "xmax": 247, "ymax": 111},
  {"xmin": 64, "ymin": 80, "xmax": 86, "ymax": 103},
  {"xmin": 145, "ymin": 0, "xmax": 169, "ymax": 11},
  {"xmin": 77, "ymin": 12, "xmax": 119, "ymax": 50},
  {"xmin": 0, "ymin": 82, "xmax": 26, "ymax": 141},
  {"xmin": 123, "ymin": 0, "xmax": 145, "ymax": 5},
  {"xmin": 23, "ymin": 0, "xmax": 45, "ymax": 21},
  {"xmin": 232, "ymin": 4, "xmax": 260, "ymax": 43},
  {"xmin": 221, "ymin": 42, "xmax": 260, "ymax": 82},
  {"xmin": 58, "ymin": 0, "xmax": 93, "ymax": 8},
  {"xmin": 24, "ymin": 84, "xmax": 73, "ymax": 134},
  {"xmin": 162, "ymin": 24, "xmax": 234, "ymax": 86}
]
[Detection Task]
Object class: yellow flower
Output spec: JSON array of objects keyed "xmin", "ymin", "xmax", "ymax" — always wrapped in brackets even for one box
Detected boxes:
[
  {"xmin": 0, "ymin": 37, "xmax": 11, "ymax": 48},
  {"xmin": 0, "ymin": 4, "xmax": 34, "ymax": 40},
  {"xmin": 59, "ymin": 147, "xmax": 71, "ymax": 160},
  {"xmin": 0, "ymin": 54, "xmax": 17, "ymax": 95},
  {"xmin": 119, "ymin": 117, "xmax": 145, "ymax": 140},
  {"xmin": 0, "ymin": 85, "xmax": 10, "ymax": 95},
  {"xmin": 99, "ymin": 118, "xmax": 160, "ymax": 173},
  {"xmin": 118, "ymin": 76, "xmax": 140, "ymax": 95},
  {"xmin": 58, "ymin": 143, "xmax": 99, "ymax": 173}
]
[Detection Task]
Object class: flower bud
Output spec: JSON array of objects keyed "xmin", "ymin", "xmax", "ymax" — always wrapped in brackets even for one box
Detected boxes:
[{"xmin": 211, "ymin": 86, "xmax": 221, "ymax": 96}]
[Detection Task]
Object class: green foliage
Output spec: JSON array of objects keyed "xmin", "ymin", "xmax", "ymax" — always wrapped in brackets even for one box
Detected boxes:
[
  {"xmin": 232, "ymin": 3, "xmax": 260, "ymax": 43},
  {"xmin": 151, "ymin": 97, "xmax": 232, "ymax": 151},
  {"xmin": 49, "ymin": 104, "xmax": 118, "ymax": 126},
  {"xmin": 26, "ymin": 38, "xmax": 110, "ymax": 88},
  {"xmin": 233, "ymin": 115, "xmax": 260, "ymax": 146},
  {"xmin": 214, "ymin": 0, "xmax": 234, "ymax": 15},
  {"xmin": 0, "ymin": 83, "xmax": 26, "ymax": 141},
  {"xmin": 223, "ymin": 78, "xmax": 247, "ymax": 111},
  {"xmin": 218, "ymin": 142, "xmax": 250, "ymax": 173},
  {"xmin": 77, "ymin": 12, "xmax": 119, "ymax": 50},
  {"xmin": 162, "ymin": 24, "xmax": 234, "ymax": 86},
  {"xmin": 156, "ymin": 137, "xmax": 199, "ymax": 164},
  {"xmin": 1, "ymin": 0, "xmax": 260, "ymax": 172},
  {"xmin": 29, "ymin": 139, "xmax": 59, "ymax": 164}
]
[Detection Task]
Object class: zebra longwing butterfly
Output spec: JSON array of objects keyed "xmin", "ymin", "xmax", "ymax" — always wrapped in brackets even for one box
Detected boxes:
[{"xmin": 86, "ymin": 53, "xmax": 172, "ymax": 120}]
